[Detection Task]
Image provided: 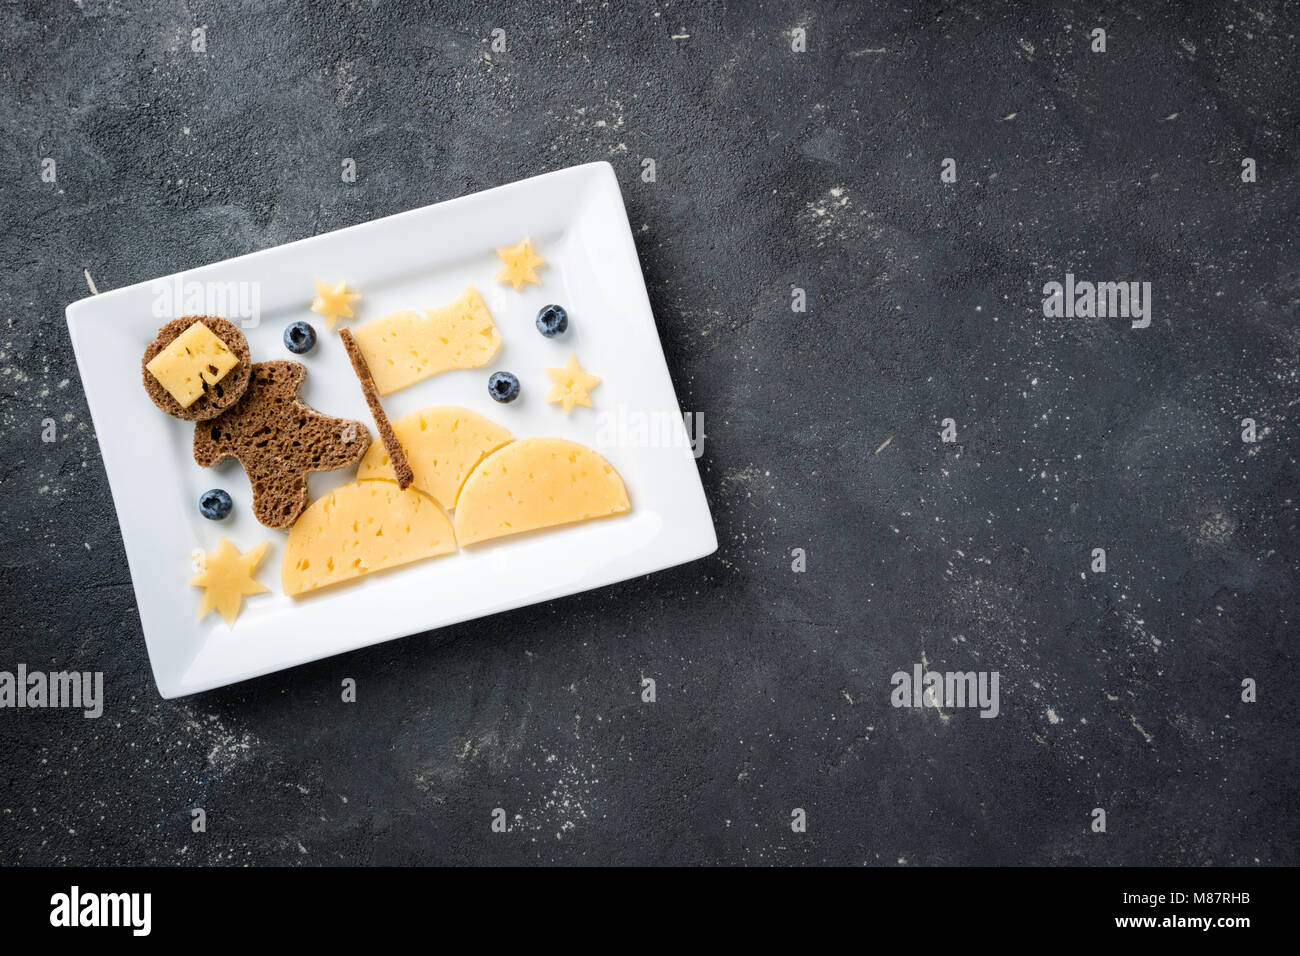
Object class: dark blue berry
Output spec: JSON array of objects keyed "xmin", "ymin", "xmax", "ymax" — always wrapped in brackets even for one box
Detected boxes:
[
  {"xmin": 535, "ymin": 304, "xmax": 568, "ymax": 337},
  {"xmin": 488, "ymin": 371, "xmax": 520, "ymax": 403},
  {"xmin": 284, "ymin": 321, "xmax": 317, "ymax": 354},
  {"xmin": 199, "ymin": 488, "xmax": 233, "ymax": 520}
]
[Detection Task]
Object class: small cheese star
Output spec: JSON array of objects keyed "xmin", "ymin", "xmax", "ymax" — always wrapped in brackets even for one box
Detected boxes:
[
  {"xmin": 190, "ymin": 537, "xmax": 271, "ymax": 626},
  {"xmin": 311, "ymin": 279, "xmax": 361, "ymax": 330},
  {"xmin": 495, "ymin": 237, "xmax": 546, "ymax": 290},
  {"xmin": 545, "ymin": 352, "xmax": 601, "ymax": 413}
]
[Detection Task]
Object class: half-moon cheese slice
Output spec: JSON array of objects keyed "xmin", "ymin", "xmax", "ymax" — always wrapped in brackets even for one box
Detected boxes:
[
  {"xmin": 454, "ymin": 439, "xmax": 631, "ymax": 546},
  {"xmin": 356, "ymin": 406, "xmax": 512, "ymax": 510},
  {"xmin": 283, "ymin": 480, "xmax": 456, "ymax": 596}
]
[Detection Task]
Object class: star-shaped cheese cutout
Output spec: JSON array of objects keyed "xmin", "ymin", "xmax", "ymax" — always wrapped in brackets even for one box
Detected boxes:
[
  {"xmin": 189, "ymin": 537, "xmax": 271, "ymax": 626},
  {"xmin": 311, "ymin": 279, "xmax": 361, "ymax": 330},
  {"xmin": 494, "ymin": 237, "xmax": 546, "ymax": 290},
  {"xmin": 544, "ymin": 352, "xmax": 601, "ymax": 413}
]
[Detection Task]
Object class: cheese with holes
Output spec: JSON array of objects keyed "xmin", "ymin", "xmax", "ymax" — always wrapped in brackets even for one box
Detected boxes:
[
  {"xmin": 145, "ymin": 321, "xmax": 239, "ymax": 407},
  {"xmin": 454, "ymin": 439, "xmax": 630, "ymax": 546},
  {"xmin": 349, "ymin": 286, "xmax": 502, "ymax": 395},
  {"xmin": 356, "ymin": 406, "xmax": 513, "ymax": 510},
  {"xmin": 282, "ymin": 480, "xmax": 456, "ymax": 596}
]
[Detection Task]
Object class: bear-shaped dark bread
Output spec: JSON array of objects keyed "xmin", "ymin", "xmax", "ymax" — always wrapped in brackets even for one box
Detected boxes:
[
  {"xmin": 142, "ymin": 316, "xmax": 252, "ymax": 421},
  {"xmin": 194, "ymin": 361, "xmax": 371, "ymax": 529}
]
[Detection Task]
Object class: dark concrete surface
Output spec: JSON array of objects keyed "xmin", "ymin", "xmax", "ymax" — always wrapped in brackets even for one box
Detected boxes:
[{"xmin": 1, "ymin": 1, "xmax": 1296, "ymax": 865}]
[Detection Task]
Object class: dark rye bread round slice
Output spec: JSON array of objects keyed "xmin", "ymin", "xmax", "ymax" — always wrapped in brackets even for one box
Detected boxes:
[
  {"xmin": 193, "ymin": 361, "xmax": 371, "ymax": 529},
  {"xmin": 142, "ymin": 315, "xmax": 252, "ymax": 421}
]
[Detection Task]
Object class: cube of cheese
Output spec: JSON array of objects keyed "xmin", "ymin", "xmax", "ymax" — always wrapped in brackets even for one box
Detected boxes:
[{"xmin": 145, "ymin": 321, "xmax": 239, "ymax": 408}]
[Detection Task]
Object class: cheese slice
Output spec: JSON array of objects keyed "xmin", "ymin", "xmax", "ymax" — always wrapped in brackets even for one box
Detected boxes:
[
  {"xmin": 282, "ymin": 480, "xmax": 456, "ymax": 596},
  {"xmin": 145, "ymin": 321, "xmax": 239, "ymax": 407},
  {"xmin": 495, "ymin": 237, "xmax": 546, "ymax": 290},
  {"xmin": 189, "ymin": 537, "xmax": 270, "ymax": 626},
  {"xmin": 349, "ymin": 286, "xmax": 502, "ymax": 395},
  {"xmin": 356, "ymin": 406, "xmax": 513, "ymax": 510},
  {"xmin": 454, "ymin": 439, "xmax": 630, "ymax": 546},
  {"xmin": 544, "ymin": 352, "xmax": 601, "ymax": 413}
]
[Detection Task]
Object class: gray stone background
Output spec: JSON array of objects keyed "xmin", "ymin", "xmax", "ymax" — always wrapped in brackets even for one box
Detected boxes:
[{"xmin": 1, "ymin": 1, "xmax": 1296, "ymax": 865}]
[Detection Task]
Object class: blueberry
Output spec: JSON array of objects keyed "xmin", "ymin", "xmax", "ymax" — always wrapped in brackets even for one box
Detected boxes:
[
  {"xmin": 284, "ymin": 321, "xmax": 317, "ymax": 354},
  {"xmin": 535, "ymin": 304, "xmax": 568, "ymax": 337},
  {"xmin": 199, "ymin": 488, "xmax": 233, "ymax": 520},
  {"xmin": 488, "ymin": 371, "xmax": 520, "ymax": 403}
]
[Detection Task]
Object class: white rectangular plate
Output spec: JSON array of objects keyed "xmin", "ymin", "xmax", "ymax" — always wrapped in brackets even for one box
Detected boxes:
[{"xmin": 66, "ymin": 162, "xmax": 715, "ymax": 698}]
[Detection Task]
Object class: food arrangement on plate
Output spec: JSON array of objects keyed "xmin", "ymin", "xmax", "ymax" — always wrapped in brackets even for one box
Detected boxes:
[
  {"xmin": 67, "ymin": 163, "xmax": 716, "ymax": 697},
  {"xmin": 139, "ymin": 236, "xmax": 629, "ymax": 626}
]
